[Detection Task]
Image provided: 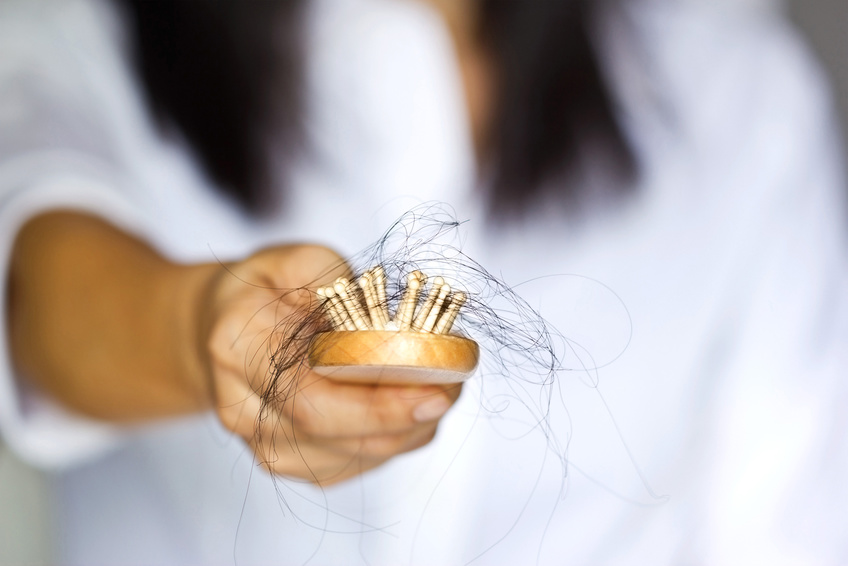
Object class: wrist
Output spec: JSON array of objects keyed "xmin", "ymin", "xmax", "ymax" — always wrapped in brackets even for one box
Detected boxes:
[{"xmin": 156, "ymin": 261, "xmax": 223, "ymax": 413}]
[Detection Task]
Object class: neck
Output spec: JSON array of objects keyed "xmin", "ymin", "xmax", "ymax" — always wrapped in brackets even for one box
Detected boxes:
[{"xmin": 418, "ymin": 0, "xmax": 492, "ymax": 158}]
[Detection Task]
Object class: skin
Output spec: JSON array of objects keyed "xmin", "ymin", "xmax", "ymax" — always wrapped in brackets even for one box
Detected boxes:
[
  {"xmin": 8, "ymin": 213, "xmax": 460, "ymax": 485},
  {"xmin": 6, "ymin": 0, "xmax": 484, "ymax": 486},
  {"xmin": 423, "ymin": 0, "xmax": 492, "ymax": 156}
]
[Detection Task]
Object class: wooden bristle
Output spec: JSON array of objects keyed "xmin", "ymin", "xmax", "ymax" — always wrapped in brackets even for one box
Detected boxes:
[
  {"xmin": 358, "ymin": 272, "xmax": 385, "ymax": 330},
  {"xmin": 435, "ymin": 292, "xmax": 466, "ymax": 334},
  {"xmin": 412, "ymin": 276, "xmax": 444, "ymax": 331},
  {"xmin": 372, "ymin": 266, "xmax": 390, "ymax": 327},
  {"xmin": 323, "ymin": 286, "xmax": 355, "ymax": 330},
  {"xmin": 321, "ymin": 267, "xmax": 469, "ymax": 336},
  {"xmin": 396, "ymin": 271, "xmax": 425, "ymax": 331},
  {"xmin": 334, "ymin": 279, "xmax": 371, "ymax": 330},
  {"xmin": 421, "ymin": 283, "xmax": 451, "ymax": 332}
]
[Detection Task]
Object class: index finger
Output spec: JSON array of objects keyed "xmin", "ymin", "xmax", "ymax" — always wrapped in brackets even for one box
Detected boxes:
[{"xmin": 273, "ymin": 371, "xmax": 462, "ymax": 440}]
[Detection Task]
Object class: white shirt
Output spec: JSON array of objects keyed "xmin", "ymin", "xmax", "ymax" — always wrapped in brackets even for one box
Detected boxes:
[{"xmin": 1, "ymin": 0, "xmax": 846, "ymax": 563}]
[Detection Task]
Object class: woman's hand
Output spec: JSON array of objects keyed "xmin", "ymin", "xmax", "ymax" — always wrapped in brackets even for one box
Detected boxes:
[
  {"xmin": 9, "ymin": 213, "xmax": 461, "ymax": 486},
  {"xmin": 204, "ymin": 244, "xmax": 462, "ymax": 485}
]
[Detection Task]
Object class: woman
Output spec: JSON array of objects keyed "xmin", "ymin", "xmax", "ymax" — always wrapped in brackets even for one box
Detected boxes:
[{"xmin": 2, "ymin": 0, "xmax": 847, "ymax": 563}]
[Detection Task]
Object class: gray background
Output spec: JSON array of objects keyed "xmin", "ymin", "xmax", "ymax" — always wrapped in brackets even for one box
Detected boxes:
[
  {"xmin": 1, "ymin": 2, "xmax": 846, "ymax": 564},
  {"xmin": 791, "ymin": 0, "xmax": 848, "ymax": 146}
]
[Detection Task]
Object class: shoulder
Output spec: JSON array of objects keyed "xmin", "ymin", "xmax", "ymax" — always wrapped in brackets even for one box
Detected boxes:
[
  {"xmin": 599, "ymin": 1, "xmax": 842, "ymax": 194},
  {"xmin": 602, "ymin": 1, "xmax": 834, "ymax": 135}
]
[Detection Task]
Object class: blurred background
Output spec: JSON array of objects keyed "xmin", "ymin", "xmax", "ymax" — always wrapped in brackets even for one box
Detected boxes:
[
  {"xmin": 793, "ymin": 0, "xmax": 848, "ymax": 144},
  {"xmin": 1, "ymin": 1, "xmax": 846, "ymax": 564}
]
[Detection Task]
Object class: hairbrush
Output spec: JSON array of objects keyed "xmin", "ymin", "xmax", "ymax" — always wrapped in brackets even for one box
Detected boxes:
[{"xmin": 308, "ymin": 267, "xmax": 479, "ymax": 384}]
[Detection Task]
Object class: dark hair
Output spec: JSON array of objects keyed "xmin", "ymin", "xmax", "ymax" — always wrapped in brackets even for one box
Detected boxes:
[
  {"xmin": 478, "ymin": 0, "xmax": 634, "ymax": 217},
  {"xmin": 115, "ymin": 0, "xmax": 304, "ymax": 212},
  {"xmin": 115, "ymin": 0, "xmax": 633, "ymax": 217}
]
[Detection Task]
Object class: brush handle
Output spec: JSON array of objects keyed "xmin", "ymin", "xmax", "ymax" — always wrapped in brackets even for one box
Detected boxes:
[{"xmin": 308, "ymin": 331, "xmax": 479, "ymax": 385}]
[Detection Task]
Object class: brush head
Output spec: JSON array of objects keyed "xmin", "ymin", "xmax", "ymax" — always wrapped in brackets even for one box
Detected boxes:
[{"xmin": 308, "ymin": 330, "xmax": 479, "ymax": 385}]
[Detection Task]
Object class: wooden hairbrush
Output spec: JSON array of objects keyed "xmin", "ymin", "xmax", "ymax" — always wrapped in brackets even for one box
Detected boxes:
[{"xmin": 308, "ymin": 267, "xmax": 479, "ymax": 384}]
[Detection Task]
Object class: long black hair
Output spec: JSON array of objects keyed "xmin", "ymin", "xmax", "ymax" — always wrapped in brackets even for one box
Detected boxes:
[{"xmin": 115, "ymin": 0, "xmax": 633, "ymax": 217}]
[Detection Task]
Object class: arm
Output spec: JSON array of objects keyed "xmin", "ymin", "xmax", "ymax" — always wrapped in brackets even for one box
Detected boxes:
[
  {"xmin": 8, "ymin": 211, "xmax": 460, "ymax": 484},
  {"xmin": 8, "ymin": 211, "xmax": 216, "ymax": 420}
]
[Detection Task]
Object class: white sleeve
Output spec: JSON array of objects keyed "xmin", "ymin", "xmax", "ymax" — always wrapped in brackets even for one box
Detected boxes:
[
  {"xmin": 0, "ymin": 0, "xmax": 158, "ymax": 468},
  {"xmin": 613, "ymin": 3, "xmax": 848, "ymax": 561}
]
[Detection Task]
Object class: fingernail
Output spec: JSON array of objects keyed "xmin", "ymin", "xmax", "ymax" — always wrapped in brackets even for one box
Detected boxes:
[{"xmin": 413, "ymin": 397, "xmax": 451, "ymax": 422}]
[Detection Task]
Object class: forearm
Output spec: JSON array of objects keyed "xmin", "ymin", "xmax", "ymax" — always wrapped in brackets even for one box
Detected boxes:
[
  {"xmin": 7, "ymin": 211, "xmax": 218, "ymax": 421},
  {"xmin": 7, "ymin": 212, "xmax": 463, "ymax": 482}
]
